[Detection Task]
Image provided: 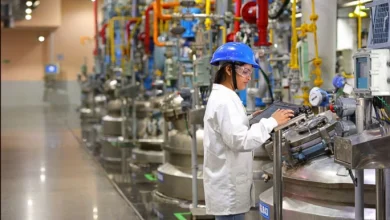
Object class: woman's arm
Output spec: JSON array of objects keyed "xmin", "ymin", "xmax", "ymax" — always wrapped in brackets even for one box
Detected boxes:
[{"xmin": 215, "ymin": 101, "xmax": 278, "ymax": 152}]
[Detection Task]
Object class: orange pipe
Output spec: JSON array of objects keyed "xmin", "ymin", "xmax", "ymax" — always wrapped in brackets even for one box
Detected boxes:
[
  {"xmin": 156, "ymin": 0, "xmax": 179, "ymax": 20},
  {"xmin": 153, "ymin": 3, "xmax": 167, "ymax": 47}
]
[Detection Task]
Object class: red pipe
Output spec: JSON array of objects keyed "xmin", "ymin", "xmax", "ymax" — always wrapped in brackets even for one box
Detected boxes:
[
  {"xmin": 94, "ymin": 0, "xmax": 98, "ymax": 55},
  {"xmin": 255, "ymin": 0, "xmax": 271, "ymax": 47},
  {"xmin": 234, "ymin": 0, "xmax": 242, "ymax": 34},
  {"xmin": 99, "ymin": 23, "xmax": 108, "ymax": 45}
]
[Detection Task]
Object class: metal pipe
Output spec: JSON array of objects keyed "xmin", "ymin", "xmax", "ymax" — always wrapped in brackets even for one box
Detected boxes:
[
  {"xmin": 255, "ymin": 0, "xmax": 271, "ymax": 47},
  {"xmin": 234, "ymin": 0, "xmax": 242, "ymax": 33},
  {"xmin": 376, "ymin": 169, "xmax": 385, "ymax": 220},
  {"xmin": 354, "ymin": 97, "xmax": 367, "ymax": 220},
  {"xmin": 94, "ymin": 0, "xmax": 98, "ymax": 56},
  {"xmin": 386, "ymin": 168, "xmax": 390, "ymax": 220},
  {"xmin": 191, "ymin": 121, "xmax": 198, "ymax": 207},
  {"xmin": 156, "ymin": 0, "xmax": 179, "ymax": 20},
  {"xmin": 131, "ymin": 0, "xmax": 137, "ymax": 144},
  {"xmin": 205, "ymin": 0, "xmax": 212, "ymax": 30},
  {"xmin": 273, "ymin": 129, "xmax": 283, "ymax": 220},
  {"xmin": 152, "ymin": 3, "xmax": 175, "ymax": 47}
]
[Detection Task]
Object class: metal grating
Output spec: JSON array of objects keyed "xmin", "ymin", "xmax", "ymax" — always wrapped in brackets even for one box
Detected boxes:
[
  {"xmin": 372, "ymin": 3, "xmax": 389, "ymax": 44},
  {"xmin": 367, "ymin": 0, "xmax": 390, "ymax": 49}
]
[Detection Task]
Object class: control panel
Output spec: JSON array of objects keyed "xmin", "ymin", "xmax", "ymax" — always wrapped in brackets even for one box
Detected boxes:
[{"xmin": 249, "ymin": 101, "xmax": 311, "ymax": 126}]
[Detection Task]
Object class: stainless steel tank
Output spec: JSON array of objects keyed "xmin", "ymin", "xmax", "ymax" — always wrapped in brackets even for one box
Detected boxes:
[
  {"xmin": 258, "ymin": 111, "xmax": 376, "ymax": 220},
  {"xmin": 152, "ymin": 93, "xmax": 273, "ymax": 220}
]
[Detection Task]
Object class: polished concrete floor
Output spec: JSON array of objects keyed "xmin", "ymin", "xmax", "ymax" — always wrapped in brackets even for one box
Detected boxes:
[{"xmin": 1, "ymin": 105, "xmax": 142, "ymax": 220}]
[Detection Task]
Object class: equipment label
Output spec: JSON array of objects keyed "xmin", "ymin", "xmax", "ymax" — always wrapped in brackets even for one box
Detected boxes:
[
  {"xmin": 259, "ymin": 201, "xmax": 270, "ymax": 219},
  {"xmin": 157, "ymin": 172, "xmax": 163, "ymax": 182}
]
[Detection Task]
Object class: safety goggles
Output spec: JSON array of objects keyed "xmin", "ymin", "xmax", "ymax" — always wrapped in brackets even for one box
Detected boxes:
[{"xmin": 235, "ymin": 65, "xmax": 253, "ymax": 77}]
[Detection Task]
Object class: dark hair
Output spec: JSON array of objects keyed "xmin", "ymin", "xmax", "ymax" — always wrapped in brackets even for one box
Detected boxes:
[{"xmin": 213, "ymin": 61, "xmax": 246, "ymax": 84}]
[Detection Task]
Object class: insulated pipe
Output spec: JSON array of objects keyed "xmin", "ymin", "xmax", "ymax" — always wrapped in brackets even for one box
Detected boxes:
[
  {"xmin": 131, "ymin": 0, "xmax": 138, "ymax": 145},
  {"xmin": 94, "ymin": 0, "xmax": 99, "ymax": 56},
  {"xmin": 255, "ymin": 0, "xmax": 271, "ymax": 47},
  {"xmin": 234, "ymin": 0, "xmax": 242, "ymax": 34}
]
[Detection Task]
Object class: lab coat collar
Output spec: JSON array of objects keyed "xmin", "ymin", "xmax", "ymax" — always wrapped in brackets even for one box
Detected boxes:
[{"xmin": 212, "ymin": 83, "xmax": 237, "ymax": 96}]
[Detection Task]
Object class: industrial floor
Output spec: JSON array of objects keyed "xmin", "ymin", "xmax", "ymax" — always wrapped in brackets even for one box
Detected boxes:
[{"xmin": 1, "ymin": 105, "xmax": 143, "ymax": 220}]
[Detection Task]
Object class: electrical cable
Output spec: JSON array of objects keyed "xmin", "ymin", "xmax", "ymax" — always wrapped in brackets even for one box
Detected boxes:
[
  {"xmin": 258, "ymin": 66, "xmax": 275, "ymax": 103},
  {"xmin": 269, "ymin": 0, "xmax": 290, "ymax": 19}
]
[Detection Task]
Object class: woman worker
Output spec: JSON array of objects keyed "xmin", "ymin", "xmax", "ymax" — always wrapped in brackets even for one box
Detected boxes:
[{"xmin": 203, "ymin": 42, "xmax": 294, "ymax": 220}]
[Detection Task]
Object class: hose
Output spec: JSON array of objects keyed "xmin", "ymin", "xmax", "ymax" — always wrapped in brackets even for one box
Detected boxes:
[
  {"xmin": 258, "ymin": 66, "xmax": 275, "ymax": 103},
  {"xmin": 269, "ymin": 0, "xmax": 290, "ymax": 19}
]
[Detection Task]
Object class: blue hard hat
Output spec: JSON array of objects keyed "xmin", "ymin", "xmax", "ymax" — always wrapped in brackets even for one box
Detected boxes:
[{"xmin": 210, "ymin": 42, "xmax": 260, "ymax": 68}]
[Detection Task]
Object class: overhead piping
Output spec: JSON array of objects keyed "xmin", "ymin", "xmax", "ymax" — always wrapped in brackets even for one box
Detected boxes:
[
  {"xmin": 234, "ymin": 0, "xmax": 242, "ymax": 34},
  {"xmin": 255, "ymin": 0, "xmax": 271, "ymax": 47},
  {"xmin": 94, "ymin": 0, "xmax": 98, "ymax": 56}
]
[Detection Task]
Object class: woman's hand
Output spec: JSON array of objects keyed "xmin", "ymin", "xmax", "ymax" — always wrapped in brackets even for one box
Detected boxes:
[
  {"xmin": 252, "ymin": 109, "xmax": 263, "ymax": 117},
  {"xmin": 272, "ymin": 109, "xmax": 295, "ymax": 126}
]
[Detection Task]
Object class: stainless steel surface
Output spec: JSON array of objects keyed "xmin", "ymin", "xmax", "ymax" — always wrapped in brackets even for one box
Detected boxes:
[
  {"xmin": 386, "ymin": 169, "xmax": 390, "ymax": 220},
  {"xmin": 189, "ymin": 107, "xmax": 206, "ymax": 126},
  {"xmin": 376, "ymin": 169, "xmax": 385, "ymax": 220},
  {"xmin": 273, "ymin": 130, "xmax": 283, "ymax": 220},
  {"xmin": 131, "ymin": 147, "xmax": 164, "ymax": 164},
  {"xmin": 259, "ymin": 187, "xmax": 376, "ymax": 220},
  {"xmin": 335, "ymin": 120, "xmax": 357, "ymax": 137},
  {"xmin": 263, "ymin": 156, "xmax": 377, "ymax": 206},
  {"xmin": 334, "ymin": 127, "xmax": 390, "ymax": 169},
  {"xmin": 191, "ymin": 123, "xmax": 198, "ymax": 207},
  {"xmin": 1, "ymin": 106, "xmax": 141, "ymax": 220},
  {"xmin": 355, "ymin": 169, "xmax": 365, "ymax": 220},
  {"xmin": 334, "ymin": 97, "xmax": 356, "ymax": 118},
  {"xmin": 157, "ymin": 163, "xmax": 204, "ymax": 201},
  {"xmin": 355, "ymin": 97, "xmax": 368, "ymax": 220}
]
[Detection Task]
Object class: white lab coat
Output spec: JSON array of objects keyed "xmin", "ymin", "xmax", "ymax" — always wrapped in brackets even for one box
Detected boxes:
[{"xmin": 203, "ymin": 84, "xmax": 278, "ymax": 215}]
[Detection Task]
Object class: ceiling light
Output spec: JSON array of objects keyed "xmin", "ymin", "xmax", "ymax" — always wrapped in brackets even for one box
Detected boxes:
[
  {"xmin": 25, "ymin": 8, "xmax": 32, "ymax": 14},
  {"xmin": 38, "ymin": 36, "xmax": 45, "ymax": 42},
  {"xmin": 296, "ymin": 13, "xmax": 302, "ymax": 18},
  {"xmin": 91, "ymin": 0, "xmax": 96, "ymax": 2},
  {"xmin": 26, "ymin": 1, "xmax": 33, "ymax": 7},
  {"xmin": 34, "ymin": 1, "xmax": 40, "ymax": 6},
  {"xmin": 25, "ymin": 14, "xmax": 32, "ymax": 20},
  {"xmin": 342, "ymin": 0, "xmax": 372, "ymax": 7}
]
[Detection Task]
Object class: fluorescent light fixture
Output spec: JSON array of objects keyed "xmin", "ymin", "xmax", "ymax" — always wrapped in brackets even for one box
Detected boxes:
[
  {"xmin": 40, "ymin": 174, "xmax": 46, "ymax": 182},
  {"xmin": 342, "ymin": 0, "xmax": 372, "ymax": 7},
  {"xmin": 38, "ymin": 36, "xmax": 45, "ymax": 42},
  {"xmin": 26, "ymin": 1, "xmax": 33, "ymax": 6},
  {"xmin": 25, "ymin": 8, "xmax": 32, "ymax": 14},
  {"xmin": 25, "ymin": 14, "xmax": 32, "ymax": 20}
]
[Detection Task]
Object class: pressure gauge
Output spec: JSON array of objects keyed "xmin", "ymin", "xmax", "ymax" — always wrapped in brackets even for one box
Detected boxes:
[{"xmin": 309, "ymin": 87, "xmax": 329, "ymax": 107}]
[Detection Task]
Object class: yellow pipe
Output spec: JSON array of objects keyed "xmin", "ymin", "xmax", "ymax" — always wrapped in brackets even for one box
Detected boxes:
[
  {"xmin": 220, "ymin": 26, "xmax": 226, "ymax": 44},
  {"xmin": 205, "ymin": 0, "xmax": 212, "ymax": 30},
  {"xmin": 108, "ymin": 16, "xmax": 141, "ymax": 65},
  {"xmin": 357, "ymin": 4, "xmax": 362, "ymax": 48},
  {"xmin": 289, "ymin": 0, "xmax": 299, "ymax": 70}
]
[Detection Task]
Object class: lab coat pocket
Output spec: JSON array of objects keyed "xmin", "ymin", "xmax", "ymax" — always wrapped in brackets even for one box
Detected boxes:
[{"xmin": 235, "ymin": 171, "xmax": 250, "ymax": 208}]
